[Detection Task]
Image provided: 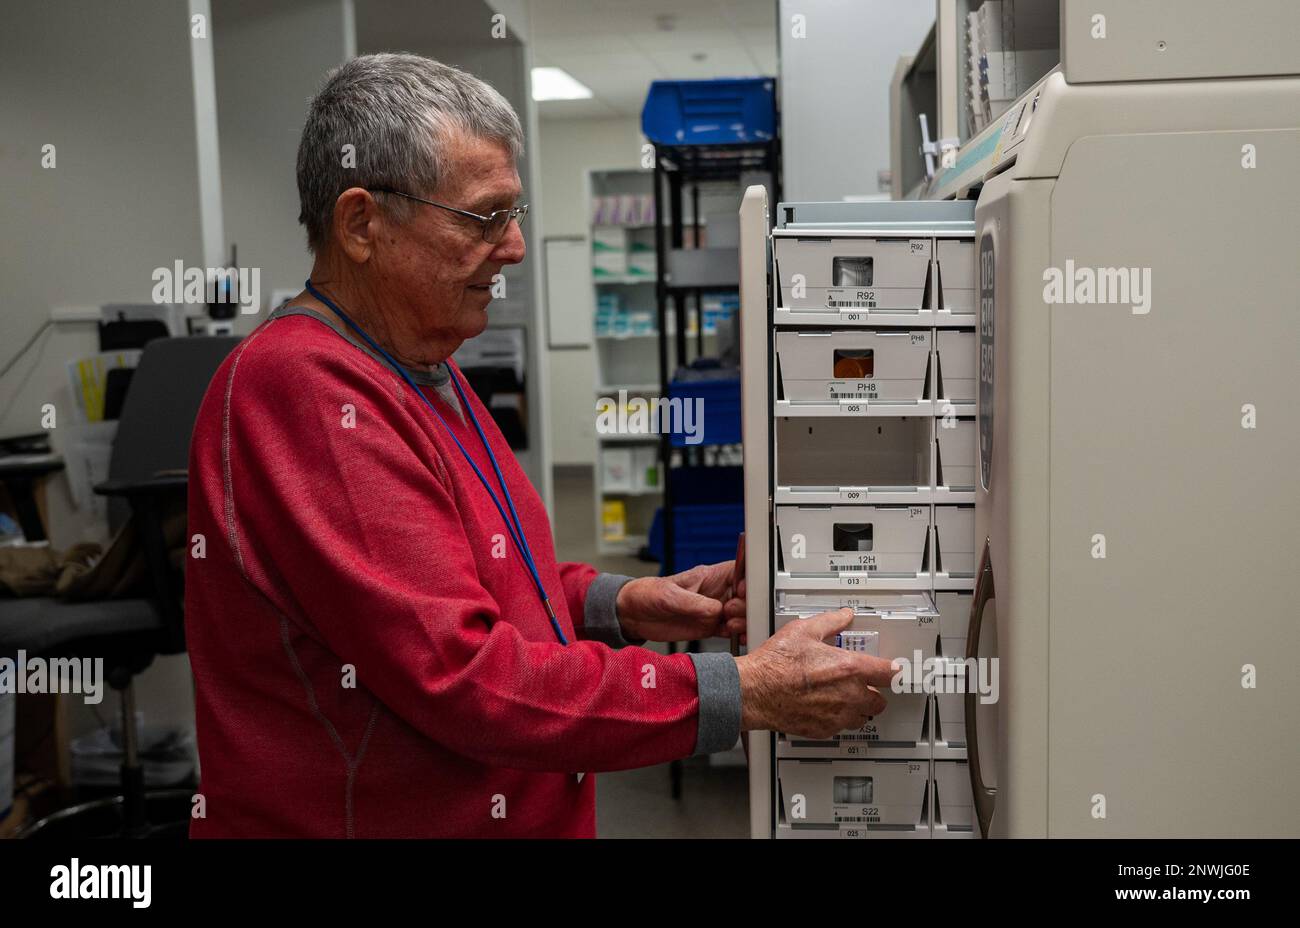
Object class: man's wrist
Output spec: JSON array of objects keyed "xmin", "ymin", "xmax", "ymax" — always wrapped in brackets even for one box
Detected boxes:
[
  {"xmin": 583, "ymin": 573, "xmax": 641, "ymax": 648},
  {"xmin": 735, "ymin": 654, "xmax": 768, "ymax": 732},
  {"xmin": 614, "ymin": 576, "xmax": 648, "ymax": 642}
]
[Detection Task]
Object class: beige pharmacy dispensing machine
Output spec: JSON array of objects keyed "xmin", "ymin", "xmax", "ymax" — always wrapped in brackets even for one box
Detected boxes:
[{"xmin": 739, "ymin": 3, "xmax": 1300, "ymax": 838}]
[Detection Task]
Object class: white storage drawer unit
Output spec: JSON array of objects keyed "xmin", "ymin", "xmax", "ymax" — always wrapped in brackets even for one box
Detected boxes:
[
  {"xmin": 933, "ymin": 505, "xmax": 976, "ymax": 577},
  {"xmin": 776, "ymin": 591, "xmax": 941, "ymax": 659},
  {"xmin": 775, "ymin": 235, "xmax": 932, "ymax": 312},
  {"xmin": 776, "ymin": 417, "xmax": 931, "ymax": 492},
  {"xmin": 934, "ymin": 238, "xmax": 976, "ymax": 314},
  {"xmin": 749, "ymin": 197, "xmax": 983, "ymax": 839},
  {"xmin": 776, "ymin": 329, "xmax": 931, "ymax": 404},
  {"xmin": 934, "ymin": 329, "xmax": 976, "ymax": 403},
  {"xmin": 935, "ymin": 418, "xmax": 977, "ymax": 492},
  {"xmin": 779, "ymin": 759, "xmax": 930, "ymax": 832},
  {"xmin": 777, "ymin": 504, "xmax": 931, "ymax": 576},
  {"xmin": 776, "ymin": 592, "xmax": 937, "ymax": 757}
]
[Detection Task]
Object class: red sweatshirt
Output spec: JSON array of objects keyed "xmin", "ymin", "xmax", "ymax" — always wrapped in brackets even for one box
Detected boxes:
[{"xmin": 185, "ymin": 309, "xmax": 738, "ymax": 838}]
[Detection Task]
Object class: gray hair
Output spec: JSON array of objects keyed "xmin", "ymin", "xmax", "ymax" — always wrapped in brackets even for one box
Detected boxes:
[{"xmin": 296, "ymin": 52, "xmax": 524, "ymax": 253}]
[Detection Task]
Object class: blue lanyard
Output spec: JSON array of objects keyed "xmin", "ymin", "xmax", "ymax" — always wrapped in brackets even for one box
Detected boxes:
[{"xmin": 304, "ymin": 280, "xmax": 568, "ymax": 645}]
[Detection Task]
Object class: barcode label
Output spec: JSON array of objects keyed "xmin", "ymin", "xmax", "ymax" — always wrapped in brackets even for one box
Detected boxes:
[
  {"xmin": 835, "ymin": 815, "xmax": 882, "ymax": 824},
  {"xmin": 828, "ymin": 298, "xmax": 876, "ymax": 309}
]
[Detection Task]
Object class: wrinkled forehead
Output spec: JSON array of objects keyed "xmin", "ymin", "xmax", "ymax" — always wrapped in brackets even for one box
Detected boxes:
[{"xmin": 436, "ymin": 133, "xmax": 522, "ymax": 207}]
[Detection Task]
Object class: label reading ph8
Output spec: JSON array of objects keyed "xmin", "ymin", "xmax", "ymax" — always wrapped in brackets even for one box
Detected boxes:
[{"xmin": 828, "ymin": 380, "xmax": 878, "ymax": 400}]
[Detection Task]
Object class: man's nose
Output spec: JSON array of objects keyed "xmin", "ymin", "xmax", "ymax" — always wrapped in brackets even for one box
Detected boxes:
[{"xmin": 491, "ymin": 217, "xmax": 526, "ymax": 264}]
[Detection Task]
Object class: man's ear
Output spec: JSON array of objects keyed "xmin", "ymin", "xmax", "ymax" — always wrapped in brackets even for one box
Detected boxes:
[{"xmin": 331, "ymin": 187, "xmax": 380, "ymax": 263}]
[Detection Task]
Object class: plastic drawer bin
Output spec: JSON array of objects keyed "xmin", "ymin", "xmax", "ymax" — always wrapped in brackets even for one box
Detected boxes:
[
  {"xmin": 668, "ymin": 367, "xmax": 740, "ymax": 447},
  {"xmin": 932, "ymin": 760, "xmax": 976, "ymax": 835},
  {"xmin": 779, "ymin": 759, "xmax": 930, "ymax": 832},
  {"xmin": 777, "ymin": 417, "xmax": 930, "ymax": 492},
  {"xmin": 935, "ymin": 329, "xmax": 976, "ymax": 404},
  {"xmin": 777, "ymin": 692, "xmax": 929, "ymax": 758},
  {"xmin": 935, "ymin": 239, "xmax": 976, "ymax": 314},
  {"xmin": 774, "ymin": 236, "xmax": 932, "ymax": 313},
  {"xmin": 641, "ymin": 77, "xmax": 777, "ymax": 146},
  {"xmin": 933, "ymin": 505, "xmax": 976, "ymax": 576},
  {"xmin": 776, "ymin": 591, "xmax": 941, "ymax": 660},
  {"xmin": 935, "ymin": 590, "xmax": 974, "ymax": 658},
  {"xmin": 647, "ymin": 503, "xmax": 743, "ymax": 572},
  {"xmin": 776, "ymin": 329, "xmax": 932, "ymax": 404},
  {"xmin": 776, "ymin": 504, "xmax": 931, "ymax": 576},
  {"xmin": 935, "ymin": 418, "xmax": 977, "ymax": 492}
]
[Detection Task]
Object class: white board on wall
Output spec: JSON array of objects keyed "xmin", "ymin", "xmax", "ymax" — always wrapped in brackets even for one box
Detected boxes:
[{"xmin": 544, "ymin": 236, "xmax": 595, "ymax": 348}]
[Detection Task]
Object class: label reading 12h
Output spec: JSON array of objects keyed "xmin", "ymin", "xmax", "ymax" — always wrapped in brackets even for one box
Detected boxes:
[{"xmin": 979, "ymin": 233, "xmax": 995, "ymax": 492}]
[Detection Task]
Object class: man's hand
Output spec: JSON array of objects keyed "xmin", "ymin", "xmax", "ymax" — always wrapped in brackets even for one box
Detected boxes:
[
  {"xmin": 615, "ymin": 560, "xmax": 746, "ymax": 643},
  {"xmin": 735, "ymin": 608, "xmax": 897, "ymax": 740}
]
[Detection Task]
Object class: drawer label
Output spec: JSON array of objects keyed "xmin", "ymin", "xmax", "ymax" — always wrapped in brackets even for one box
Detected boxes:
[
  {"xmin": 827, "ymin": 288, "xmax": 876, "ymax": 309},
  {"xmin": 834, "ymin": 806, "xmax": 882, "ymax": 824},
  {"xmin": 829, "ymin": 380, "xmax": 878, "ymax": 400},
  {"xmin": 830, "ymin": 553, "xmax": 878, "ymax": 571}
]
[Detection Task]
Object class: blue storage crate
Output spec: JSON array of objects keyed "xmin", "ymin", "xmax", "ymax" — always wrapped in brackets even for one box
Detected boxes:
[
  {"xmin": 642, "ymin": 78, "xmax": 777, "ymax": 147},
  {"xmin": 648, "ymin": 503, "xmax": 744, "ymax": 573},
  {"xmin": 668, "ymin": 365, "xmax": 741, "ymax": 447}
]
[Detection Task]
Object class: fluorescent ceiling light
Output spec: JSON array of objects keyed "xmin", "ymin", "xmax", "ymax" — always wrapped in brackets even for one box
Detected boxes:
[{"xmin": 531, "ymin": 67, "xmax": 592, "ymax": 101}]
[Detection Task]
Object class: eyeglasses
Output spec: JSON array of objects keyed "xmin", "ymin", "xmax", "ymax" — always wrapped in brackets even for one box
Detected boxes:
[{"xmin": 368, "ymin": 187, "xmax": 528, "ymax": 244}]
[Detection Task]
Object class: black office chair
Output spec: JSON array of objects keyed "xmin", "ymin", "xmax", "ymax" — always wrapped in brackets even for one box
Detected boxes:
[{"xmin": 0, "ymin": 336, "xmax": 238, "ymax": 838}]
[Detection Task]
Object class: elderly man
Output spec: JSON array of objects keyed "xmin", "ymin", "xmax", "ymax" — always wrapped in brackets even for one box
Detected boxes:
[{"xmin": 186, "ymin": 53, "xmax": 895, "ymax": 838}]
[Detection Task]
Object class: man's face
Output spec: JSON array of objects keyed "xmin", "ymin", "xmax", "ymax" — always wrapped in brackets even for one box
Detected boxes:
[{"xmin": 383, "ymin": 133, "xmax": 525, "ymax": 344}]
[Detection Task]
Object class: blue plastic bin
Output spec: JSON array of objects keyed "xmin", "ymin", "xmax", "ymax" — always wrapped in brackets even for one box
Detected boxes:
[
  {"xmin": 648, "ymin": 503, "xmax": 745, "ymax": 573},
  {"xmin": 641, "ymin": 78, "xmax": 777, "ymax": 147},
  {"xmin": 668, "ymin": 366, "xmax": 741, "ymax": 447}
]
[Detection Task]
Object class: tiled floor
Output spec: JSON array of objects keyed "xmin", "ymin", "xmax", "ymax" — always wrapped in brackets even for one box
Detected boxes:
[{"xmin": 551, "ymin": 466, "xmax": 750, "ymax": 838}]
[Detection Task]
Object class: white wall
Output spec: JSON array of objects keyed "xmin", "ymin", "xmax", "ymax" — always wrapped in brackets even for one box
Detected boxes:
[
  {"xmin": 778, "ymin": 0, "xmax": 935, "ymax": 201},
  {"xmin": 536, "ymin": 115, "xmax": 644, "ymax": 465},
  {"xmin": 213, "ymin": 0, "xmax": 352, "ymax": 327},
  {"xmin": 0, "ymin": 0, "xmax": 207, "ymax": 545}
]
